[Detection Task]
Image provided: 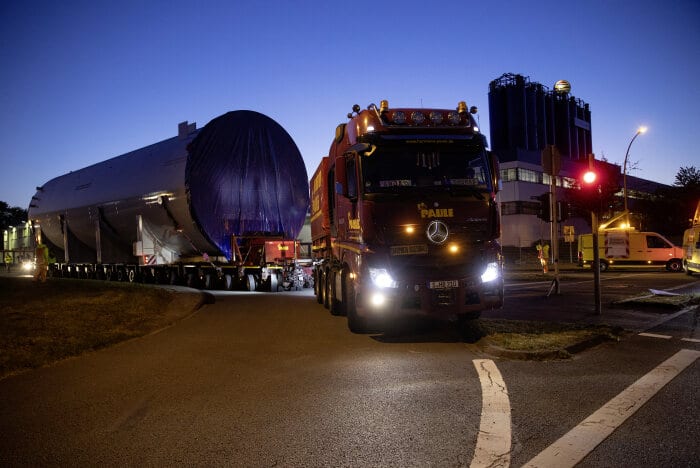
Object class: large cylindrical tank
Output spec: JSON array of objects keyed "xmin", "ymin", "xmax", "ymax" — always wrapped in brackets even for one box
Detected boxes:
[{"xmin": 28, "ymin": 110, "xmax": 309, "ymax": 264}]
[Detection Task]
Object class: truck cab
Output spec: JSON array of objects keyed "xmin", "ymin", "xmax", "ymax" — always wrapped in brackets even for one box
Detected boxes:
[{"xmin": 311, "ymin": 100, "xmax": 503, "ymax": 334}]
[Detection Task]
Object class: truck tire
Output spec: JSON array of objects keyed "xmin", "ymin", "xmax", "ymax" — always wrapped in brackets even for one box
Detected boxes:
[
  {"xmin": 246, "ymin": 274, "xmax": 256, "ymax": 291},
  {"xmin": 323, "ymin": 270, "xmax": 331, "ymax": 309},
  {"xmin": 270, "ymin": 272, "xmax": 278, "ymax": 292},
  {"xmin": 315, "ymin": 270, "xmax": 324, "ymax": 304},
  {"xmin": 346, "ymin": 283, "xmax": 370, "ymax": 333},
  {"xmin": 598, "ymin": 261, "xmax": 608, "ymax": 272},
  {"xmin": 328, "ymin": 270, "xmax": 344, "ymax": 316},
  {"xmin": 666, "ymin": 259, "xmax": 682, "ymax": 272}
]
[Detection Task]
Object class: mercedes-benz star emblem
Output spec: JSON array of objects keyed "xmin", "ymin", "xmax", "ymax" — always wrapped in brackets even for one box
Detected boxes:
[{"xmin": 426, "ymin": 220, "xmax": 449, "ymax": 244}]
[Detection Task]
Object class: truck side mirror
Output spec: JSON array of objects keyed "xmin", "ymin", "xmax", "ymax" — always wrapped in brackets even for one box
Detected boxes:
[{"xmin": 488, "ymin": 151, "xmax": 500, "ymax": 193}]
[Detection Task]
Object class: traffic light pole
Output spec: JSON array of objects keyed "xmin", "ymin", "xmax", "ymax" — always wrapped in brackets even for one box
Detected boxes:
[
  {"xmin": 586, "ymin": 153, "xmax": 602, "ymax": 314},
  {"xmin": 591, "ymin": 211, "xmax": 601, "ymax": 314},
  {"xmin": 549, "ymin": 174, "xmax": 560, "ymax": 295}
]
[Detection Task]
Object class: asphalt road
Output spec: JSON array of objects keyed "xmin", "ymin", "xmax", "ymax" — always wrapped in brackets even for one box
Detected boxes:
[{"xmin": 0, "ymin": 271, "xmax": 698, "ymax": 466}]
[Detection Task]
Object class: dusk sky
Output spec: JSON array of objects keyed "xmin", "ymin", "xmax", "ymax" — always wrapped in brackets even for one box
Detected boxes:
[{"xmin": 1, "ymin": 0, "xmax": 699, "ymax": 209}]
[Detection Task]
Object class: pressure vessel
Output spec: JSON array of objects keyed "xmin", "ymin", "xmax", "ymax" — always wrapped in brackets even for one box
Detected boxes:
[{"xmin": 28, "ymin": 110, "xmax": 309, "ymax": 264}]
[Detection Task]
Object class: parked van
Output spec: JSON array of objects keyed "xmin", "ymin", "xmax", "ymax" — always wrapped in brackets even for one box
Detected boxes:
[
  {"xmin": 578, "ymin": 229, "xmax": 683, "ymax": 272},
  {"xmin": 682, "ymin": 201, "xmax": 700, "ymax": 275}
]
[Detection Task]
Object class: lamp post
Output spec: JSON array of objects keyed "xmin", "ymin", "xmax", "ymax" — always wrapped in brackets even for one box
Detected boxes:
[{"xmin": 622, "ymin": 126, "xmax": 647, "ymax": 214}]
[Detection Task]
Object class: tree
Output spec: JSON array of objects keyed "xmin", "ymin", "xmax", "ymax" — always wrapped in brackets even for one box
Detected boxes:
[
  {"xmin": 0, "ymin": 202, "xmax": 29, "ymax": 232},
  {"xmin": 639, "ymin": 166, "xmax": 700, "ymax": 237},
  {"xmin": 674, "ymin": 166, "xmax": 700, "ymax": 189}
]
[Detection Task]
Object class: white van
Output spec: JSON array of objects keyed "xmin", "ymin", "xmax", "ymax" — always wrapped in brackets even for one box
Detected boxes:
[{"xmin": 578, "ymin": 229, "xmax": 683, "ymax": 272}]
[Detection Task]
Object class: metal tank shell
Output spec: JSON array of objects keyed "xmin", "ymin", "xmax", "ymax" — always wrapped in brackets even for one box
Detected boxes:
[{"xmin": 28, "ymin": 110, "xmax": 309, "ymax": 264}]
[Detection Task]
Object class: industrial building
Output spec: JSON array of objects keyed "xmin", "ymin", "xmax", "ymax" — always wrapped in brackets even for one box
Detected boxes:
[{"xmin": 487, "ymin": 73, "xmax": 666, "ymax": 262}]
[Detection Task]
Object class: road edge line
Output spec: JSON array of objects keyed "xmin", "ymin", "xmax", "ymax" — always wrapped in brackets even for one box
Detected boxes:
[{"xmin": 523, "ymin": 348, "xmax": 700, "ymax": 468}]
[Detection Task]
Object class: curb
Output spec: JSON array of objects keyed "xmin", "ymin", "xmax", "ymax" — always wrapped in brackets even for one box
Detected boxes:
[{"xmin": 477, "ymin": 332, "xmax": 619, "ymax": 361}]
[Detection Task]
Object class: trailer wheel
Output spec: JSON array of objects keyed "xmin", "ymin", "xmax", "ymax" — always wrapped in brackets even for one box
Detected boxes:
[
  {"xmin": 270, "ymin": 272, "xmax": 278, "ymax": 292},
  {"xmin": 128, "ymin": 269, "xmax": 135, "ymax": 283},
  {"xmin": 666, "ymin": 259, "xmax": 682, "ymax": 272},
  {"xmin": 246, "ymin": 274, "xmax": 256, "ymax": 291},
  {"xmin": 598, "ymin": 261, "xmax": 608, "ymax": 272}
]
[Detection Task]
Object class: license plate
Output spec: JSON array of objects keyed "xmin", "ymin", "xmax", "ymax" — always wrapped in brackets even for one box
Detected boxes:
[
  {"xmin": 390, "ymin": 244, "xmax": 429, "ymax": 256},
  {"xmin": 429, "ymin": 280, "xmax": 459, "ymax": 289}
]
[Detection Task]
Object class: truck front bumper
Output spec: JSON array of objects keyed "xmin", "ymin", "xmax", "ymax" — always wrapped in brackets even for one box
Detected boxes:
[{"xmin": 356, "ymin": 274, "xmax": 504, "ymax": 321}]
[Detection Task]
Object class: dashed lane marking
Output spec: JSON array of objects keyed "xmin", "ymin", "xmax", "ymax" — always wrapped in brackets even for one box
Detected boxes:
[
  {"xmin": 681, "ymin": 337, "xmax": 700, "ymax": 343},
  {"xmin": 523, "ymin": 349, "xmax": 700, "ymax": 468},
  {"xmin": 470, "ymin": 359, "xmax": 511, "ymax": 468},
  {"xmin": 639, "ymin": 332, "xmax": 673, "ymax": 339}
]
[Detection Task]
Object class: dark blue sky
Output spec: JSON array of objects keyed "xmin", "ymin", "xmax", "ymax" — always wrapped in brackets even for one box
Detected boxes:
[{"xmin": 2, "ymin": 0, "xmax": 699, "ymax": 208}]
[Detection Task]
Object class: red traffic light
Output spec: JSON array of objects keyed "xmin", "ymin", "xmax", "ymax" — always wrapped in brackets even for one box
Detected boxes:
[{"xmin": 582, "ymin": 170, "xmax": 597, "ymax": 184}]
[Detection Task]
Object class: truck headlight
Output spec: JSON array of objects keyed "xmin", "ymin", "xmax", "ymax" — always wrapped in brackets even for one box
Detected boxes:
[
  {"xmin": 369, "ymin": 268, "xmax": 398, "ymax": 288},
  {"xmin": 480, "ymin": 262, "xmax": 500, "ymax": 283}
]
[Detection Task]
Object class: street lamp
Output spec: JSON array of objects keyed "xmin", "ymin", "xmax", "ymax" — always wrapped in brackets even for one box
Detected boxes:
[{"xmin": 623, "ymin": 126, "xmax": 648, "ymax": 214}]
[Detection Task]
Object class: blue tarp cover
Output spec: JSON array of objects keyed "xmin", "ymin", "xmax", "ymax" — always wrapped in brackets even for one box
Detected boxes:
[{"xmin": 185, "ymin": 111, "xmax": 309, "ymax": 260}]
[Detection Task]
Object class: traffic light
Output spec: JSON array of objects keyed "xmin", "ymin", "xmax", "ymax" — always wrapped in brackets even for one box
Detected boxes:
[
  {"xmin": 575, "ymin": 166, "xmax": 606, "ymax": 214},
  {"xmin": 537, "ymin": 192, "xmax": 552, "ymax": 222}
]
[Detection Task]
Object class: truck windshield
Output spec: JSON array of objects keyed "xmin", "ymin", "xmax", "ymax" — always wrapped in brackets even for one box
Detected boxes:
[{"xmin": 360, "ymin": 145, "xmax": 493, "ymax": 194}]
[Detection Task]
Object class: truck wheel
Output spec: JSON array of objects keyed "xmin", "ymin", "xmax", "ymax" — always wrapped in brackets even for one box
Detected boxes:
[
  {"xmin": 328, "ymin": 270, "xmax": 343, "ymax": 316},
  {"xmin": 346, "ymin": 283, "xmax": 370, "ymax": 333},
  {"xmin": 315, "ymin": 270, "xmax": 324, "ymax": 304},
  {"xmin": 323, "ymin": 271, "xmax": 331, "ymax": 309},
  {"xmin": 270, "ymin": 272, "xmax": 278, "ymax": 292},
  {"xmin": 598, "ymin": 261, "xmax": 608, "ymax": 272},
  {"xmin": 666, "ymin": 259, "xmax": 682, "ymax": 272},
  {"xmin": 246, "ymin": 274, "xmax": 256, "ymax": 291}
]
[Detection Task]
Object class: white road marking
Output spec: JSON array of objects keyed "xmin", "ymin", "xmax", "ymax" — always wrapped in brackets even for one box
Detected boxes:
[
  {"xmin": 523, "ymin": 349, "xmax": 700, "ymax": 468},
  {"xmin": 638, "ymin": 332, "xmax": 673, "ymax": 339},
  {"xmin": 681, "ymin": 337, "xmax": 700, "ymax": 343},
  {"xmin": 471, "ymin": 359, "xmax": 511, "ymax": 468}
]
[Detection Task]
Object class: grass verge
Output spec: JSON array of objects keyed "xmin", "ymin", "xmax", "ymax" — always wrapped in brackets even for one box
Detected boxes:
[
  {"xmin": 613, "ymin": 293, "xmax": 700, "ymax": 310},
  {"xmin": 478, "ymin": 319, "xmax": 621, "ymax": 358},
  {"xmin": 0, "ymin": 277, "xmax": 203, "ymax": 380}
]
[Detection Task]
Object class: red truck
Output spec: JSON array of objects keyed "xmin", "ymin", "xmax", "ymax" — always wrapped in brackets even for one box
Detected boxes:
[{"xmin": 311, "ymin": 100, "xmax": 503, "ymax": 334}]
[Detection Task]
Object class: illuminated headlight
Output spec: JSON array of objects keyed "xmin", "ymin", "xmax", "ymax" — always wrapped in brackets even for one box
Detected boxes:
[
  {"xmin": 392, "ymin": 111, "xmax": 406, "ymax": 124},
  {"xmin": 473, "ymin": 126, "xmax": 480, "ymax": 133},
  {"xmin": 480, "ymin": 262, "xmax": 500, "ymax": 283},
  {"xmin": 366, "ymin": 125, "xmax": 375, "ymax": 132},
  {"xmin": 370, "ymin": 292, "xmax": 387, "ymax": 306},
  {"xmin": 429, "ymin": 111, "xmax": 443, "ymax": 125},
  {"xmin": 411, "ymin": 111, "xmax": 425, "ymax": 125},
  {"xmin": 369, "ymin": 268, "xmax": 398, "ymax": 288},
  {"xmin": 22, "ymin": 261, "xmax": 34, "ymax": 271},
  {"xmin": 447, "ymin": 111, "xmax": 461, "ymax": 125}
]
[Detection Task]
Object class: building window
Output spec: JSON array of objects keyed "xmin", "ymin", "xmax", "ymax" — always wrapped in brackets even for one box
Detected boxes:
[
  {"xmin": 518, "ymin": 168, "xmax": 540, "ymax": 183},
  {"xmin": 501, "ymin": 201, "xmax": 540, "ymax": 215}
]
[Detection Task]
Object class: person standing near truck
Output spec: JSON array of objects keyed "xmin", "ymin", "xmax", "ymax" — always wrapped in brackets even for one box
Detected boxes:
[
  {"xmin": 33, "ymin": 242, "xmax": 49, "ymax": 283},
  {"xmin": 4, "ymin": 252, "xmax": 11, "ymax": 272}
]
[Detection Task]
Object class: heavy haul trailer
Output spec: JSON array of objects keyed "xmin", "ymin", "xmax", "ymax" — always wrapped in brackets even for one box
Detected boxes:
[
  {"xmin": 311, "ymin": 100, "xmax": 503, "ymax": 334},
  {"xmin": 28, "ymin": 110, "xmax": 311, "ymax": 291}
]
